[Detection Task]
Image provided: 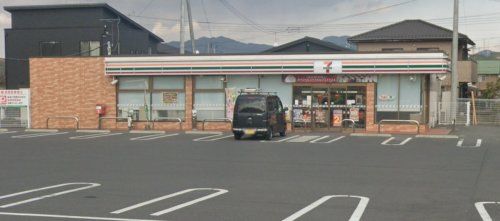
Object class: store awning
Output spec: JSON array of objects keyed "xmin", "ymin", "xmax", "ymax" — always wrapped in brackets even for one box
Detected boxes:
[{"xmin": 105, "ymin": 53, "xmax": 450, "ymax": 76}]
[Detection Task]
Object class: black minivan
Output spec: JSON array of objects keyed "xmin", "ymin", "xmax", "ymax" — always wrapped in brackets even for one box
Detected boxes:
[{"xmin": 232, "ymin": 90, "xmax": 287, "ymax": 140}]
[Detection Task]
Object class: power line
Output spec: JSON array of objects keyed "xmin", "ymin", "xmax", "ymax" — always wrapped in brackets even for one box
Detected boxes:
[{"xmin": 137, "ymin": 0, "xmax": 155, "ymax": 16}]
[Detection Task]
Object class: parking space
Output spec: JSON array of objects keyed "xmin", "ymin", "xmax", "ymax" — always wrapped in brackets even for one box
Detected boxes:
[
  {"xmin": 0, "ymin": 129, "xmax": 489, "ymax": 149},
  {"xmin": 0, "ymin": 126, "xmax": 499, "ymax": 220}
]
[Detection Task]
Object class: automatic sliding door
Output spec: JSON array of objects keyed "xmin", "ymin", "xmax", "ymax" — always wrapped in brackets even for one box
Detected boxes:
[
  {"xmin": 292, "ymin": 86, "xmax": 312, "ymax": 129},
  {"xmin": 311, "ymin": 87, "xmax": 329, "ymax": 129}
]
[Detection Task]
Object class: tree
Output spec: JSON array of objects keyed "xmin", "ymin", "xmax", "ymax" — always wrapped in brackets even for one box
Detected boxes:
[{"xmin": 481, "ymin": 78, "xmax": 500, "ymax": 99}]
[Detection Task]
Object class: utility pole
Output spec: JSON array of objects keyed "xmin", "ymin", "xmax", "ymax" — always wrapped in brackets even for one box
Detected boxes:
[
  {"xmin": 179, "ymin": 0, "xmax": 186, "ymax": 55},
  {"xmin": 450, "ymin": 0, "xmax": 459, "ymax": 122},
  {"xmin": 186, "ymin": 0, "xmax": 196, "ymax": 53}
]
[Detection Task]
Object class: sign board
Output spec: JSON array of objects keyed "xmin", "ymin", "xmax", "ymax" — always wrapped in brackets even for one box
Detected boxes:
[
  {"xmin": 283, "ymin": 74, "xmax": 377, "ymax": 83},
  {"xmin": 0, "ymin": 89, "xmax": 30, "ymax": 107},
  {"xmin": 225, "ymin": 88, "xmax": 238, "ymax": 120},
  {"xmin": 332, "ymin": 109, "xmax": 343, "ymax": 126},
  {"xmin": 314, "ymin": 61, "xmax": 342, "ymax": 74},
  {"xmin": 162, "ymin": 92, "xmax": 178, "ymax": 104}
]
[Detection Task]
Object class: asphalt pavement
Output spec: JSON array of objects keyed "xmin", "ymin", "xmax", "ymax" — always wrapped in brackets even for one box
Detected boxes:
[{"xmin": 0, "ymin": 126, "xmax": 499, "ymax": 221}]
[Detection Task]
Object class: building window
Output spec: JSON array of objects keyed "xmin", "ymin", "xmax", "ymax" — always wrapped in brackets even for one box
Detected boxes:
[
  {"xmin": 40, "ymin": 41, "xmax": 63, "ymax": 56},
  {"xmin": 80, "ymin": 41, "xmax": 100, "ymax": 56},
  {"xmin": 381, "ymin": 48, "xmax": 403, "ymax": 52},
  {"xmin": 117, "ymin": 77, "xmax": 150, "ymax": 121},
  {"xmin": 417, "ymin": 47, "xmax": 440, "ymax": 52},
  {"xmin": 194, "ymin": 76, "xmax": 226, "ymax": 120},
  {"xmin": 152, "ymin": 76, "xmax": 185, "ymax": 120},
  {"xmin": 117, "ymin": 76, "xmax": 186, "ymax": 121},
  {"xmin": 376, "ymin": 74, "xmax": 423, "ymax": 122}
]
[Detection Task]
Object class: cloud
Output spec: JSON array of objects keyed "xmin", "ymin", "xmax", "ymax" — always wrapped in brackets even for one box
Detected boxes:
[
  {"xmin": 152, "ymin": 20, "xmax": 202, "ymax": 42},
  {"xmin": 0, "ymin": 12, "xmax": 10, "ymax": 28}
]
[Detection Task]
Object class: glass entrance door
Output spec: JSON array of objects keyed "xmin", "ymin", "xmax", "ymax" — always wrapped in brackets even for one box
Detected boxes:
[
  {"xmin": 311, "ymin": 87, "xmax": 329, "ymax": 129},
  {"xmin": 330, "ymin": 85, "xmax": 346, "ymax": 128},
  {"xmin": 292, "ymin": 84, "xmax": 366, "ymax": 130}
]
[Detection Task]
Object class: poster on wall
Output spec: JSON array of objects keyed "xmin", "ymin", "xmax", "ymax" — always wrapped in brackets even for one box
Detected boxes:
[
  {"xmin": 332, "ymin": 109, "xmax": 343, "ymax": 126},
  {"xmin": 350, "ymin": 108, "xmax": 359, "ymax": 122},
  {"xmin": 162, "ymin": 92, "xmax": 178, "ymax": 104},
  {"xmin": 225, "ymin": 88, "xmax": 237, "ymax": 120},
  {"xmin": 0, "ymin": 89, "xmax": 30, "ymax": 107}
]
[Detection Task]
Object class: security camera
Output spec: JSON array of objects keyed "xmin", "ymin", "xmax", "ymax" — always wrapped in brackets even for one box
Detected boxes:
[
  {"xmin": 436, "ymin": 74, "xmax": 447, "ymax": 81},
  {"xmin": 110, "ymin": 77, "xmax": 118, "ymax": 85}
]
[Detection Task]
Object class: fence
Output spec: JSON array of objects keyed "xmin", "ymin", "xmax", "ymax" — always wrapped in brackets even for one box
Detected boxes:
[
  {"xmin": 0, "ymin": 106, "xmax": 29, "ymax": 128},
  {"xmin": 438, "ymin": 99, "xmax": 500, "ymax": 126}
]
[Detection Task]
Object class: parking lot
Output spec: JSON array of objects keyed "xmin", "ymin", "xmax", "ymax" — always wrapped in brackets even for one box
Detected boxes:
[{"xmin": 0, "ymin": 126, "xmax": 499, "ymax": 221}]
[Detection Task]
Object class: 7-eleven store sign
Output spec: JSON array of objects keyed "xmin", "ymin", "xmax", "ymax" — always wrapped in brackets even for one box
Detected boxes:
[{"xmin": 313, "ymin": 60, "xmax": 342, "ymax": 74}]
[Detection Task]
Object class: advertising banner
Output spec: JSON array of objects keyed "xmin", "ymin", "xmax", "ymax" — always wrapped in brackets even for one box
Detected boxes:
[
  {"xmin": 0, "ymin": 89, "xmax": 30, "ymax": 107},
  {"xmin": 225, "ymin": 88, "xmax": 237, "ymax": 120}
]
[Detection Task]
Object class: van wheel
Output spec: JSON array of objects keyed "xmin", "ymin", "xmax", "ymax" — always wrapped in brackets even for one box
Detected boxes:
[
  {"xmin": 234, "ymin": 133, "xmax": 243, "ymax": 140},
  {"xmin": 265, "ymin": 128, "xmax": 273, "ymax": 140}
]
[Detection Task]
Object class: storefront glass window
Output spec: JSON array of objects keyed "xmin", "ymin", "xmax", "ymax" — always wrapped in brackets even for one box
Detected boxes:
[
  {"xmin": 195, "ymin": 76, "xmax": 224, "ymax": 89},
  {"xmin": 153, "ymin": 76, "xmax": 184, "ymax": 90},
  {"xmin": 194, "ymin": 92, "xmax": 225, "ymax": 120},
  {"xmin": 117, "ymin": 92, "xmax": 150, "ymax": 121},
  {"xmin": 117, "ymin": 76, "xmax": 186, "ymax": 121},
  {"xmin": 119, "ymin": 77, "xmax": 149, "ymax": 90},
  {"xmin": 376, "ymin": 75, "xmax": 423, "ymax": 122},
  {"xmin": 194, "ymin": 76, "xmax": 225, "ymax": 120},
  {"xmin": 152, "ymin": 76, "xmax": 186, "ymax": 120}
]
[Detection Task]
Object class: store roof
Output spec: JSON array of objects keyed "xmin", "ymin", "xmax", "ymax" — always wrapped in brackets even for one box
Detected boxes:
[
  {"xmin": 4, "ymin": 3, "xmax": 164, "ymax": 42},
  {"xmin": 349, "ymin": 20, "xmax": 474, "ymax": 45},
  {"xmin": 263, "ymin": 36, "xmax": 352, "ymax": 53}
]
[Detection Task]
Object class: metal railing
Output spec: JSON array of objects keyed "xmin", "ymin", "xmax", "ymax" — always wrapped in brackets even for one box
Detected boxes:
[
  {"xmin": 98, "ymin": 117, "xmax": 132, "ymax": 130},
  {"xmin": 201, "ymin": 118, "xmax": 232, "ymax": 131},
  {"xmin": 46, "ymin": 116, "xmax": 79, "ymax": 129},
  {"xmin": 378, "ymin": 119, "xmax": 420, "ymax": 134},
  {"xmin": 341, "ymin": 119, "xmax": 356, "ymax": 133},
  {"xmin": 152, "ymin": 117, "xmax": 183, "ymax": 130}
]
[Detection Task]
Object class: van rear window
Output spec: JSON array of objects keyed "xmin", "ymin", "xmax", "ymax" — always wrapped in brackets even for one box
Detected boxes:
[{"xmin": 236, "ymin": 96, "xmax": 266, "ymax": 113}]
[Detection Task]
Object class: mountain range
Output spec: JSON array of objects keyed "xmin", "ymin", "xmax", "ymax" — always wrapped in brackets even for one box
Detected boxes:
[{"xmin": 164, "ymin": 35, "xmax": 355, "ymax": 54}]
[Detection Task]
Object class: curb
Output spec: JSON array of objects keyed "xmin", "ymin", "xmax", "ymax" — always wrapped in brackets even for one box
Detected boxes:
[
  {"xmin": 0, "ymin": 129, "xmax": 8, "ymax": 132},
  {"xmin": 25, "ymin": 129, "xmax": 59, "ymax": 133},
  {"xmin": 185, "ymin": 131, "xmax": 223, "ymax": 135},
  {"xmin": 415, "ymin": 134, "xmax": 459, "ymax": 139},
  {"xmin": 350, "ymin": 133, "xmax": 392, "ymax": 137},
  {"xmin": 76, "ymin": 130, "xmax": 111, "ymax": 133},
  {"xmin": 129, "ymin": 130, "xmax": 166, "ymax": 134}
]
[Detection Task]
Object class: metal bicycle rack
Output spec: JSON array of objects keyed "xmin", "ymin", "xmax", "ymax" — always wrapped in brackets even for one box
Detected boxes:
[
  {"xmin": 46, "ymin": 116, "xmax": 79, "ymax": 129},
  {"xmin": 201, "ymin": 118, "xmax": 232, "ymax": 131},
  {"xmin": 341, "ymin": 119, "xmax": 356, "ymax": 133},
  {"xmin": 98, "ymin": 117, "xmax": 132, "ymax": 130},
  {"xmin": 378, "ymin": 119, "xmax": 420, "ymax": 134},
  {"xmin": 152, "ymin": 117, "xmax": 182, "ymax": 130}
]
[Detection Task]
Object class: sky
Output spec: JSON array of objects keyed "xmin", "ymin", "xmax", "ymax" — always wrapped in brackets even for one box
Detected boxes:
[{"xmin": 1, "ymin": 0, "xmax": 500, "ymax": 57}]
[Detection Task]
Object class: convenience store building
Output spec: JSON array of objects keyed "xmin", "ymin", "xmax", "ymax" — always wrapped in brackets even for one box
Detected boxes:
[{"xmin": 29, "ymin": 52, "xmax": 449, "ymax": 133}]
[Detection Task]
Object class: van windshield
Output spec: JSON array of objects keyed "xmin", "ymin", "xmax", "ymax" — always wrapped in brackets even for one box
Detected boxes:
[{"xmin": 236, "ymin": 96, "xmax": 266, "ymax": 113}]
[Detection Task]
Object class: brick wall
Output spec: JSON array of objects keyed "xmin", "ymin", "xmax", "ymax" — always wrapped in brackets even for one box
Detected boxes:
[{"xmin": 30, "ymin": 57, "xmax": 116, "ymax": 129}]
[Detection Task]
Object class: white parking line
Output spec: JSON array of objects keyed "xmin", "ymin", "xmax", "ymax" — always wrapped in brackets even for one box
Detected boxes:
[
  {"xmin": 457, "ymin": 139, "xmax": 482, "ymax": 148},
  {"xmin": 111, "ymin": 188, "xmax": 228, "ymax": 216},
  {"xmin": 193, "ymin": 134, "xmax": 233, "ymax": 141},
  {"xmin": 0, "ymin": 183, "xmax": 100, "ymax": 208},
  {"xmin": 11, "ymin": 132, "xmax": 68, "ymax": 139},
  {"xmin": 282, "ymin": 195, "xmax": 370, "ymax": 221},
  {"xmin": 381, "ymin": 137, "xmax": 412, "ymax": 146},
  {"xmin": 475, "ymin": 201, "xmax": 499, "ymax": 221},
  {"xmin": 310, "ymin": 135, "xmax": 346, "ymax": 144},
  {"xmin": 261, "ymin": 135, "xmax": 301, "ymax": 143},
  {"xmin": 0, "ymin": 131, "xmax": 17, "ymax": 135},
  {"xmin": 0, "ymin": 212, "xmax": 167, "ymax": 221},
  {"xmin": 130, "ymin": 133, "xmax": 179, "ymax": 141},
  {"xmin": 288, "ymin": 135, "xmax": 320, "ymax": 143},
  {"xmin": 69, "ymin": 133, "xmax": 122, "ymax": 140}
]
